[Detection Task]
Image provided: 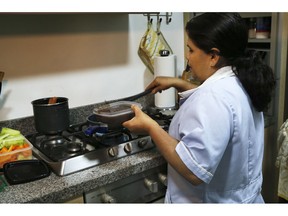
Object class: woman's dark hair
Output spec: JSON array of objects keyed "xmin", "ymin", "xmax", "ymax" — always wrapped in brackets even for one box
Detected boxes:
[{"xmin": 185, "ymin": 13, "xmax": 276, "ymax": 112}]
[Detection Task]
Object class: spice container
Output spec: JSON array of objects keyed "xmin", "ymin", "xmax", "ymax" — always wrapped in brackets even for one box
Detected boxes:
[
  {"xmin": 248, "ymin": 18, "xmax": 257, "ymax": 38},
  {"xmin": 93, "ymin": 101, "xmax": 142, "ymax": 129},
  {"xmin": 256, "ymin": 17, "xmax": 271, "ymax": 39}
]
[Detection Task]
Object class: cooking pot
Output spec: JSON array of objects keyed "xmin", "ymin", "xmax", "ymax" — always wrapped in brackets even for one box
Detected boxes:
[{"xmin": 31, "ymin": 97, "xmax": 70, "ymax": 135}]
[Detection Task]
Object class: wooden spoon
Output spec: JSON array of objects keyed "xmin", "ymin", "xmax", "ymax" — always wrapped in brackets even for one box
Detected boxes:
[{"xmin": 48, "ymin": 97, "xmax": 57, "ymax": 104}]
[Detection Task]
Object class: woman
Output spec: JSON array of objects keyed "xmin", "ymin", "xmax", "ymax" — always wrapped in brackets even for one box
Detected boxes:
[{"xmin": 123, "ymin": 13, "xmax": 276, "ymax": 203}]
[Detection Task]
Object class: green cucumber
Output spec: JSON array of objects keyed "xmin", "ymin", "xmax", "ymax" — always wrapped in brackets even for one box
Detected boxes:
[
  {"xmin": 0, "ymin": 134, "xmax": 10, "ymax": 141},
  {"xmin": 0, "ymin": 127, "xmax": 21, "ymax": 136},
  {"xmin": 0, "ymin": 127, "xmax": 24, "ymax": 150},
  {"xmin": 0, "ymin": 134, "xmax": 25, "ymax": 150}
]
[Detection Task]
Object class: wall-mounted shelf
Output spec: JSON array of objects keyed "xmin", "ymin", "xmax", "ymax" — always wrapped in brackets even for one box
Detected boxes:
[
  {"xmin": 240, "ymin": 12, "xmax": 272, "ymax": 18},
  {"xmin": 248, "ymin": 38, "xmax": 271, "ymax": 43}
]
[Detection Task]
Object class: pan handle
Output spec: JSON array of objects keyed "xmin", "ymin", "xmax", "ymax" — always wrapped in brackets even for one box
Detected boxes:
[{"xmin": 121, "ymin": 89, "xmax": 152, "ymax": 101}]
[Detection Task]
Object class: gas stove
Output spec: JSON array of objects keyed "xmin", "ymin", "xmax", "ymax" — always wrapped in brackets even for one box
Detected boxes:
[{"xmin": 26, "ymin": 108, "xmax": 175, "ymax": 176}]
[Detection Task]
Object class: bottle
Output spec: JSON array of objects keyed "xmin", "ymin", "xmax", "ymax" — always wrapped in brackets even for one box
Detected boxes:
[
  {"xmin": 248, "ymin": 18, "xmax": 256, "ymax": 39},
  {"xmin": 256, "ymin": 17, "xmax": 271, "ymax": 39}
]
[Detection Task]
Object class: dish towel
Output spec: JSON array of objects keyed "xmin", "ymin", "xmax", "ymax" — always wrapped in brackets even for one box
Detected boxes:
[
  {"xmin": 275, "ymin": 119, "xmax": 288, "ymax": 201},
  {"xmin": 138, "ymin": 22, "xmax": 173, "ymax": 74}
]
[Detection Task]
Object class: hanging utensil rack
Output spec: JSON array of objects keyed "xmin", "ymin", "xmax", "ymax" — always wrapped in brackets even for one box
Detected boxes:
[{"xmin": 143, "ymin": 13, "xmax": 172, "ymax": 25}]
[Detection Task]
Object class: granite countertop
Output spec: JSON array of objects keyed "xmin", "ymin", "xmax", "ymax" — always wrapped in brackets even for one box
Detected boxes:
[
  {"xmin": 0, "ymin": 95, "xmax": 168, "ymax": 203},
  {"xmin": 0, "ymin": 148, "xmax": 166, "ymax": 203}
]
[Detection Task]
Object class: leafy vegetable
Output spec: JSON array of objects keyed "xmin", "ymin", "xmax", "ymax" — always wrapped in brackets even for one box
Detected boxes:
[
  {"xmin": 0, "ymin": 127, "xmax": 25, "ymax": 150},
  {"xmin": 0, "ymin": 127, "xmax": 21, "ymax": 136},
  {"xmin": 0, "ymin": 127, "xmax": 32, "ymax": 168}
]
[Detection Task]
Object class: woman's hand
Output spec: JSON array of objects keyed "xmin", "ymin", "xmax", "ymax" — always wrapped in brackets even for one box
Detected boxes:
[
  {"xmin": 122, "ymin": 105, "xmax": 158, "ymax": 135},
  {"xmin": 146, "ymin": 76, "xmax": 176, "ymax": 94},
  {"xmin": 146, "ymin": 76, "xmax": 199, "ymax": 93},
  {"xmin": 123, "ymin": 105, "xmax": 203, "ymax": 186}
]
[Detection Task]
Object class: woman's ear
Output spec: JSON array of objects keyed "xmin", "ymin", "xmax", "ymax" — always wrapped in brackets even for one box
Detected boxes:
[{"xmin": 210, "ymin": 48, "xmax": 221, "ymax": 67}]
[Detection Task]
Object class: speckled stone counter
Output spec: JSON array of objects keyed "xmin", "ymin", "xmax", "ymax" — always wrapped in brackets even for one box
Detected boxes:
[
  {"xmin": 0, "ymin": 148, "xmax": 166, "ymax": 203},
  {"xmin": 0, "ymin": 94, "xmax": 168, "ymax": 203}
]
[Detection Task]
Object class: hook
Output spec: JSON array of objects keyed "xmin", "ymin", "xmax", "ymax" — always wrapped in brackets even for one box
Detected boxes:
[
  {"xmin": 146, "ymin": 14, "xmax": 153, "ymax": 28},
  {"xmin": 166, "ymin": 12, "xmax": 172, "ymax": 24},
  {"xmin": 157, "ymin": 15, "xmax": 162, "ymax": 33},
  {"xmin": 143, "ymin": 12, "xmax": 172, "ymax": 27}
]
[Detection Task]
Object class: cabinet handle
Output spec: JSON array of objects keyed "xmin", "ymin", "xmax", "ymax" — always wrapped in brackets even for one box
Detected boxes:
[{"xmin": 144, "ymin": 178, "xmax": 158, "ymax": 193}]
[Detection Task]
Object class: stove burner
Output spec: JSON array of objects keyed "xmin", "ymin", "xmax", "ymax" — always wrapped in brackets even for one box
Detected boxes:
[
  {"xmin": 67, "ymin": 142, "xmax": 83, "ymax": 153},
  {"xmin": 93, "ymin": 129, "xmax": 132, "ymax": 146},
  {"xmin": 41, "ymin": 137, "xmax": 67, "ymax": 146},
  {"xmin": 145, "ymin": 108, "xmax": 176, "ymax": 131}
]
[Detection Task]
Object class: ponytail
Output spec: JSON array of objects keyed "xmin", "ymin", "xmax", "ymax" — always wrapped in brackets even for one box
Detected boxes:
[{"xmin": 231, "ymin": 50, "xmax": 276, "ymax": 112}]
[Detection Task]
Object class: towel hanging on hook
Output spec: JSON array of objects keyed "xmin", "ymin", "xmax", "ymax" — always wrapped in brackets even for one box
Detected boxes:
[{"xmin": 138, "ymin": 14, "xmax": 173, "ymax": 74}]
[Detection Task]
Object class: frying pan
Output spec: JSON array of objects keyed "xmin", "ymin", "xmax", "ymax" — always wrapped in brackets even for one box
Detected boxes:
[
  {"xmin": 86, "ymin": 89, "xmax": 151, "ymax": 130},
  {"xmin": 91, "ymin": 101, "xmax": 142, "ymax": 130}
]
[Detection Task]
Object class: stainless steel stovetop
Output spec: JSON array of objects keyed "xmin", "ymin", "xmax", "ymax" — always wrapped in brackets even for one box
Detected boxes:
[
  {"xmin": 27, "ymin": 125, "xmax": 154, "ymax": 176},
  {"xmin": 26, "ymin": 108, "xmax": 175, "ymax": 176}
]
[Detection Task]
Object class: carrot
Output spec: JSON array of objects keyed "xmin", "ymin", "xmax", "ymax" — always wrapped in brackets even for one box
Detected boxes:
[
  {"xmin": 10, "ymin": 154, "xmax": 17, "ymax": 161},
  {"xmin": 0, "ymin": 155, "xmax": 11, "ymax": 166},
  {"xmin": 0, "ymin": 147, "xmax": 8, "ymax": 154},
  {"xmin": 22, "ymin": 149, "xmax": 32, "ymax": 157},
  {"xmin": 0, "ymin": 142, "xmax": 30, "ymax": 154}
]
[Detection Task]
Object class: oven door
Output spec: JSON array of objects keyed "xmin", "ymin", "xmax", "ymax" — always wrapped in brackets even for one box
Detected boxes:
[{"xmin": 83, "ymin": 165, "xmax": 167, "ymax": 203}]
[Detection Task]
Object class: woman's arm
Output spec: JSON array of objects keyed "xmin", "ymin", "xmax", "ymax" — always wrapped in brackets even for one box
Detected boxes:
[
  {"xmin": 146, "ymin": 76, "xmax": 199, "ymax": 94},
  {"xmin": 122, "ymin": 105, "xmax": 203, "ymax": 186}
]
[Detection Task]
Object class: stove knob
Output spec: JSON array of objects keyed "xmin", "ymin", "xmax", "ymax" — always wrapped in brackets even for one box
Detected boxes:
[
  {"xmin": 158, "ymin": 173, "xmax": 167, "ymax": 186},
  {"xmin": 108, "ymin": 147, "xmax": 118, "ymax": 157},
  {"xmin": 101, "ymin": 194, "xmax": 116, "ymax": 203},
  {"xmin": 138, "ymin": 139, "xmax": 148, "ymax": 148},
  {"xmin": 124, "ymin": 142, "xmax": 132, "ymax": 153},
  {"xmin": 144, "ymin": 178, "xmax": 158, "ymax": 193}
]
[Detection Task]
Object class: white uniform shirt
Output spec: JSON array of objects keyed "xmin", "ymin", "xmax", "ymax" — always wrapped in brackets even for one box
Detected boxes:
[{"xmin": 165, "ymin": 66, "xmax": 265, "ymax": 203}]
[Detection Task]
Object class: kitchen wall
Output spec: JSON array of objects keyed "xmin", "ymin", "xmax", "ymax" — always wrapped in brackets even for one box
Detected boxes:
[{"xmin": 0, "ymin": 13, "xmax": 185, "ymax": 121}]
